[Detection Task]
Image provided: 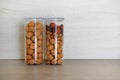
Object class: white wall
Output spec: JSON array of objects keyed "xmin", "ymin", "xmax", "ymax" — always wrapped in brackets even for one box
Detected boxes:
[{"xmin": 0, "ymin": 0, "xmax": 120, "ymax": 59}]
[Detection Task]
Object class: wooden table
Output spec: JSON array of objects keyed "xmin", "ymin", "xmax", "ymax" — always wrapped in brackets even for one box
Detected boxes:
[{"xmin": 0, "ymin": 59, "xmax": 120, "ymax": 80}]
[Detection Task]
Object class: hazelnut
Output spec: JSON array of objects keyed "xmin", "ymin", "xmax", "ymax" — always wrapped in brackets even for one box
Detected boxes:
[
  {"xmin": 26, "ymin": 32, "xmax": 33, "ymax": 38},
  {"xmin": 37, "ymin": 53, "xmax": 43, "ymax": 59},
  {"xmin": 58, "ymin": 36, "xmax": 63, "ymax": 41},
  {"xmin": 57, "ymin": 59, "xmax": 63, "ymax": 65},
  {"xmin": 27, "ymin": 48, "xmax": 34, "ymax": 55},
  {"xmin": 51, "ymin": 59, "xmax": 56, "ymax": 65},
  {"xmin": 50, "ymin": 39, "xmax": 55, "ymax": 44},
  {"xmin": 59, "ymin": 53, "xmax": 63, "ymax": 58},
  {"xmin": 48, "ymin": 45, "xmax": 54, "ymax": 50},
  {"xmin": 37, "ymin": 40, "xmax": 42, "ymax": 47},
  {"xmin": 37, "ymin": 35, "xmax": 43, "ymax": 40},
  {"xmin": 26, "ymin": 55, "xmax": 32, "ymax": 60},
  {"xmin": 31, "ymin": 53, "xmax": 35, "ymax": 58},
  {"xmin": 28, "ymin": 26, "xmax": 34, "ymax": 32},
  {"xmin": 26, "ymin": 44, "xmax": 29, "ymax": 49},
  {"xmin": 26, "ymin": 39, "xmax": 32, "ymax": 45},
  {"xmin": 57, "ymin": 54, "xmax": 61, "ymax": 59},
  {"xmin": 57, "ymin": 48, "xmax": 62, "ymax": 53},
  {"xmin": 51, "ymin": 49, "xmax": 55, "ymax": 55},
  {"xmin": 30, "ymin": 43, "xmax": 35, "ymax": 49},
  {"xmin": 31, "ymin": 36, "xmax": 35, "ymax": 42},
  {"xmin": 46, "ymin": 51, "xmax": 50, "ymax": 55},
  {"xmin": 36, "ymin": 59, "xmax": 43, "ymax": 64},
  {"xmin": 46, "ymin": 60, "xmax": 50, "ymax": 64},
  {"xmin": 27, "ymin": 59, "xmax": 34, "ymax": 64},
  {"xmin": 46, "ymin": 54, "xmax": 53, "ymax": 60},
  {"xmin": 28, "ymin": 21, "xmax": 35, "ymax": 27},
  {"xmin": 37, "ymin": 47, "xmax": 42, "ymax": 53},
  {"xmin": 47, "ymin": 41, "xmax": 50, "ymax": 46},
  {"xmin": 36, "ymin": 22, "xmax": 43, "ymax": 30}
]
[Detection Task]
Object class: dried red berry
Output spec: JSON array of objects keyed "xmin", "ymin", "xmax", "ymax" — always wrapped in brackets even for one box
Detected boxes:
[{"xmin": 50, "ymin": 22, "xmax": 55, "ymax": 27}]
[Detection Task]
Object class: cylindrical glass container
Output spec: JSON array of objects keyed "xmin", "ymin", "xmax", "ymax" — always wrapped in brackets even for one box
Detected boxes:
[
  {"xmin": 45, "ymin": 18, "xmax": 64, "ymax": 65},
  {"xmin": 24, "ymin": 18, "xmax": 44, "ymax": 64}
]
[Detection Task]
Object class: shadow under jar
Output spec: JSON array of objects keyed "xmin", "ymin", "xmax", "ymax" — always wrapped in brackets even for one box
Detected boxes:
[
  {"xmin": 24, "ymin": 18, "xmax": 44, "ymax": 65},
  {"xmin": 45, "ymin": 18, "xmax": 64, "ymax": 65}
]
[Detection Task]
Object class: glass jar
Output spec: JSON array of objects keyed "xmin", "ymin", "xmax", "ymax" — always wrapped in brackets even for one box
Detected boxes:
[
  {"xmin": 45, "ymin": 18, "xmax": 64, "ymax": 65},
  {"xmin": 24, "ymin": 18, "xmax": 44, "ymax": 64}
]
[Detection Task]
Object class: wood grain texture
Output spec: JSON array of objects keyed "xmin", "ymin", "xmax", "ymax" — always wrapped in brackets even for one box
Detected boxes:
[
  {"xmin": 0, "ymin": 0, "xmax": 120, "ymax": 59},
  {"xmin": 0, "ymin": 59, "xmax": 120, "ymax": 80}
]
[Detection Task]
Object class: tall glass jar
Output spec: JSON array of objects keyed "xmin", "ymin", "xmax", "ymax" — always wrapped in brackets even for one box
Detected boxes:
[
  {"xmin": 24, "ymin": 18, "xmax": 44, "ymax": 64},
  {"xmin": 45, "ymin": 18, "xmax": 64, "ymax": 65}
]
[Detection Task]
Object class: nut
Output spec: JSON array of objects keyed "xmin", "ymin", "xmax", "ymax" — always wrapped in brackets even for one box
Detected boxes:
[
  {"xmin": 26, "ymin": 55, "xmax": 32, "ymax": 60},
  {"xmin": 51, "ymin": 49, "xmax": 55, "ymax": 55},
  {"xmin": 57, "ymin": 48, "xmax": 62, "ymax": 53},
  {"xmin": 28, "ymin": 26, "xmax": 35, "ymax": 32},
  {"xmin": 50, "ymin": 39, "xmax": 55, "ymax": 44},
  {"xmin": 36, "ymin": 22, "xmax": 43, "ymax": 30},
  {"xmin": 48, "ymin": 45, "xmax": 54, "ymax": 50},
  {"xmin": 27, "ymin": 59, "xmax": 34, "ymax": 64},
  {"xmin": 26, "ymin": 32, "xmax": 33, "ymax": 38},
  {"xmin": 46, "ymin": 59, "xmax": 50, "ymax": 64},
  {"xmin": 37, "ymin": 40, "xmax": 42, "ymax": 47},
  {"xmin": 57, "ymin": 59, "xmax": 63, "ymax": 64},
  {"xmin": 28, "ymin": 21, "xmax": 35, "ymax": 27},
  {"xmin": 37, "ymin": 35, "xmax": 43, "ymax": 40},
  {"xmin": 37, "ymin": 53, "xmax": 43, "ymax": 59},
  {"xmin": 46, "ymin": 51, "xmax": 50, "ymax": 55},
  {"xmin": 26, "ymin": 39, "xmax": 32, "ymax": 45},
  {"xmin": 31, "ymin": 36, "xmax": 35, "ymax": 42},
  {"xmin": 26, "ymin": 44, "xmax": 29, "ymax": 49},
  {"xmin": 36, "ymin": 59, "xmax": 43, "ymax": 64},
  {"xmin": 27, "ymin": 48, "xmax": 34, "ymax": 55},
  {"xmin": 37, "ymin": 47, "xmax": 42, "ymax": 53},
  {"xmin": 46, "ymin": 54, "xmax": 53, "ymax": 60},
  {"xmin": 30, "ymin": 43, "xmax": 35, "ymax": 49},
  {"xmin": 51, "ymin": 59, "xmax": 56, "ymax": 65},
  {"xmin": 59, "ymin": 53, "xmax": 63, "ymax": 58}
]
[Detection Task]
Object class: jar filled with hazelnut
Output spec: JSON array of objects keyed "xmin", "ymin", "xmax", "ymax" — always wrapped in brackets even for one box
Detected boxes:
[
  {"xmin": 45, "ymin": 18, "xmax": 64, "ymax": 65},
  {"xmin": 24, "ymin": 18, "xmax": 44, "ymax": 65}
]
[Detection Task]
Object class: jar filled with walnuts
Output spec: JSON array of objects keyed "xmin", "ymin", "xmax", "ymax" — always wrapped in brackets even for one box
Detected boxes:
[
  {"xmin": 24, "ymin": 18, "xmax": 44, "ymax": 64},
  {"xmin": 45, "ymin": 18, "xmax": 64, "ymax": 65}
]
